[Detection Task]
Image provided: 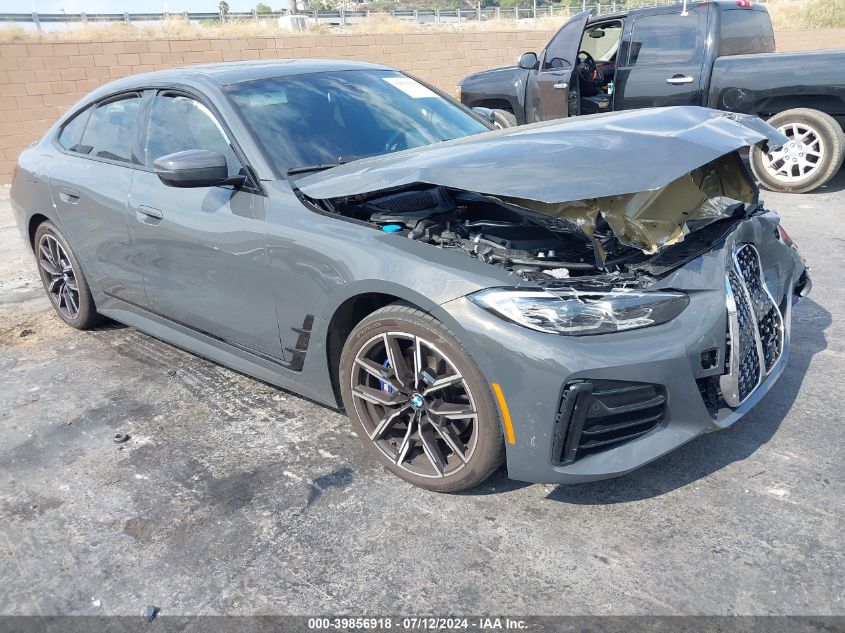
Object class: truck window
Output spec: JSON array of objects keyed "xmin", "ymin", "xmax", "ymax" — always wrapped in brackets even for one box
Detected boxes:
[
  {"xmin": 719, "ymin": 9, "xmax": 775, "ymax": 56},
  {"xmin": 545, "ymin": 16, "xmax": 586, "ymax": 68},
  {"xmin": 628, "ymin": 11, "xmax": 702, "ymax": 66},
  {"xmin": 580, "ymin": 22, "xmax": 623, "ymax": 62}
]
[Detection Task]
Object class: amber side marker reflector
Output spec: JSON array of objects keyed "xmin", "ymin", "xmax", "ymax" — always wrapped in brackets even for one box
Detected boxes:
[{"xmin": 491, "ymin": 383, "xmax": 516, "ymax": 445}]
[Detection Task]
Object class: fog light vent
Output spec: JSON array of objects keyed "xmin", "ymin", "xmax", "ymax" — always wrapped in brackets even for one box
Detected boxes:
[{"xmin": 553, "ymin": 379, "xmax": 666, "ymax": 465}]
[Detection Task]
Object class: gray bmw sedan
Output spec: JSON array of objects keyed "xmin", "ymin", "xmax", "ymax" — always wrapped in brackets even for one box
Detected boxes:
[{"xmin": 10, "ymin": 60, "xmax": 809, "ymax": 491}]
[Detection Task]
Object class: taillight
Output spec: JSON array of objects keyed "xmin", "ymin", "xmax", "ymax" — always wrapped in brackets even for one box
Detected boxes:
[
  {"xmin": 777, "ymin": 224, "xmax": 793, "ymax": 245},
  {"xmin": 735, "ymin": 0, "xmax": 752, "ymax": 6},
  {"xmin": 11, "ymin": 163, "xmax": 18, "ymax": 183}
]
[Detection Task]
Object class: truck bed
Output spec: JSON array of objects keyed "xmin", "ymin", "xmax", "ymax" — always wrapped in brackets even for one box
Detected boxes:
[{"xmin": 707, "ymin": 51, "xmax": 845, "ymax": 117}]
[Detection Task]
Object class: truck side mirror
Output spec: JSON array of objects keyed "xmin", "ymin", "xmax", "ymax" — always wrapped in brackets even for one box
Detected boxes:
[{"xmin": 518, "ymin": 52, "xmax": 539, "ymax": 70}]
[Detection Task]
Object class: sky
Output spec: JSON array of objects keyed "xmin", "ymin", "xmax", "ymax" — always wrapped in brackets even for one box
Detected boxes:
[{"xmin": 0, "ymin": 0, "xmax": 264, "ymax": 13}]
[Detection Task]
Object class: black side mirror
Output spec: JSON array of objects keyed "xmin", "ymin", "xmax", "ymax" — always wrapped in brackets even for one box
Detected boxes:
[
  {"xmin": 518, "ymin": 51, "xmax": 539, "ymax": 70},
  {"xmin": 472, "ymin": 106, "xmax": 497, "ymax": 125},
  {"xmin": 153, "ymin": 149, "xmax": 244, "ymax": 188}
]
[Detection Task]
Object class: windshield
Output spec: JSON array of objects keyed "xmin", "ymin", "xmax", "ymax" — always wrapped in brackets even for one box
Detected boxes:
[
  {"xmin": 581, "ymin": 22, "xmax": 623, "ymax": 62},
  {"xmin": 226, "ymin": 70, "xmax": 490, "ymax": 173}
]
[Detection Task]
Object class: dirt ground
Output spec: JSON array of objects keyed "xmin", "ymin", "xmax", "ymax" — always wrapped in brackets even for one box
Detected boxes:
[{"xmin": 0, "ymin": 175, "xmax": 843, "ymax": 616}]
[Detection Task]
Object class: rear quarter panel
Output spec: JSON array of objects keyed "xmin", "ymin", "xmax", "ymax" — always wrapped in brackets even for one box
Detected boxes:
[{"xmin": 9, "ymin": 145, "xmax": 60, "ymax": 250}]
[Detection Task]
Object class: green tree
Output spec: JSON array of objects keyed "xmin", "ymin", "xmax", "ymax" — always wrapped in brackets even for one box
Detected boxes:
[
  {"xmin": 218, "ymin": 0, "xmax": 230, "ymax": 14},
  {"xmin": 255, "ymin": 2, "xmax": 273, "ymax": 12}
]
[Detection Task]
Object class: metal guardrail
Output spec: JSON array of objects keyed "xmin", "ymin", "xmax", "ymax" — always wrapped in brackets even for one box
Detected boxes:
[{"xmin": 0, "ymin": 0, "xmax": 744, "ymax": 30}]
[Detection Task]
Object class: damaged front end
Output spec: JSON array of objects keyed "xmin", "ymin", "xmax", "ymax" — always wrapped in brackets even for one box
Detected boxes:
[
  {"xmin": 297, "ymin": 107, "xmax": 789, "ymax": 293},
  {"xmin": 292, "ymin": 106, "xmax": 808, "ymax": 482}
]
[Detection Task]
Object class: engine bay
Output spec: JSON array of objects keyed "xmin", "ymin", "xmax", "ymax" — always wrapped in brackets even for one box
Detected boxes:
[
  {"xmin": 322, "ymin": 185, "xmax": 639, "ymax": 282},
  {"xmin": 316, "ymin": 183, "xmax": 748, "ymax": 288}
]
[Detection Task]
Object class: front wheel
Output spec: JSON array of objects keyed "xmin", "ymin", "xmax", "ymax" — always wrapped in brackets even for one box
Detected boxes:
[
  {"xmin": 750, "ymin": 108, "xmax": 845, "ymax": 194},
  {"xmin": 491, "ymin": 109, "xmax": 518, "ymax": 129},
  {"xmin": 339, "ymin": 304, "xmax": 505, "ymax": 492}
]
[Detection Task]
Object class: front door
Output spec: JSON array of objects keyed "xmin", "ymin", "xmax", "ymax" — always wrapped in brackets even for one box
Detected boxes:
[
  {"xmin": 526, "ymin": 10, "xmax": 593, "ymax": 123},
  {"xmin": 614, "ymin": 8, "xmax": 708, "ymax": 110},
  {"xmin": 127, "ymin": 91, "xmax": 283, "ymax": 360}
]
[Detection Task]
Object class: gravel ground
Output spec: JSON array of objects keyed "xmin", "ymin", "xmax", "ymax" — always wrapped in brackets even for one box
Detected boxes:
[{"xmin": 0, "ymin": 174, "xmax": 843, "ymax": 617}]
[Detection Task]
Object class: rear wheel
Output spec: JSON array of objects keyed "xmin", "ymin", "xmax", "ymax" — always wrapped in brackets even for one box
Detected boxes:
[
  {"xmin": 33, "ymin": 221, "xmax": 102, "ymax": 329},
  {"xmin": 491, "ymin": 109, "xmax": 518, "ymax": 129},
  {"xmin": 339, "ymin": 304, "xmax": 505, "ymax": 492},
  {"xmin": 750, "ymin": 108, "xmax": 845, "ymax": 194}
]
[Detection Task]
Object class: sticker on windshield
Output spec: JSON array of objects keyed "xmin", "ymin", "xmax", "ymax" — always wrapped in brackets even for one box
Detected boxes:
[
  {"xmin": 245, "ymin": 91, "xmax": 288, "ymax": 106},
  {"xmin": 383, "ymin": 77, "xmax": 438, "ymax": 99}
]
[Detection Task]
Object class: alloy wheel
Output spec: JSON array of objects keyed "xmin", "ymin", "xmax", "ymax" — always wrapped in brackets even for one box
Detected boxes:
[
  {"xmin": 38, "ymin": 233, "xmax": 80, "ymax": 320},
  {"xmin": 763, "ymin": 122, "xmax": 826, "ymax": 183},
  {"xmin": 349, "ymin": 332, "xmax": 479, "ymax": 479}
]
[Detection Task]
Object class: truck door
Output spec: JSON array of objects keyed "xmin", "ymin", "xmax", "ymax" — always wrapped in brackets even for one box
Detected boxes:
[
  {"xmin": 613, "ymin": 8, "xmax": 709, "ymax": 110},
  {"xmin": 526, "ymin": 10, "xmax": 593, "ymax": 123}
]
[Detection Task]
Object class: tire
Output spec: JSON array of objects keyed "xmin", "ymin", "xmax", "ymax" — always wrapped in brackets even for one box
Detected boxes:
[
  {"xmin": 33, "ymin": 220, "xmax": 103, "ymax": 330},
  {"xmin": 491, "ymin": 109, "xmax": 518, "ymax": 129},
  {"xmin": 339, "ymin": 303, "xmax": 505, "ymax": 492},
  {"xmin": 750, "ymin": 108, "xmax": 845, "ymax": 194}
]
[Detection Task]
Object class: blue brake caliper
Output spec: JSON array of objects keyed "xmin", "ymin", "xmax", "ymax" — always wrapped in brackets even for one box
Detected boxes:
[{"xmin": 380, "ymin": 359, "xmax": 395, "ymax": 395}]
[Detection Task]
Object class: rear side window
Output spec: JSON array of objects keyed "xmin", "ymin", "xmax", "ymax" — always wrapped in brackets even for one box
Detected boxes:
[
  {"xmin": 144, "ymin": 94, "xmax": 233, "ymax": 167},
  {"xmin": 77, "ymin": 94, "xmax": 141, "ymax": 163},
  {"xmin": 57, "ymin": 107, "xmax": 91, "ymax": 152},
  {"xmin": 720, "ymin": 9, "xmax": 775, "ymax": 56},
  {"xmin": 628, "ymin": 11, "xmax": 702, "ymax": 66}
]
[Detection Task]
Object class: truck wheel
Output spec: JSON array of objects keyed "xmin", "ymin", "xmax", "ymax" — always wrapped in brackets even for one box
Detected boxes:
[
  {"xmin": 750, "ymin": 108, "xmax": 845, "ymax": 194},
  {"xmin": 491, "ymin": 109, "xmax": 518, "ymax": 129},
  {"xmin": 339, "ymin": 303, "xmax": 505, "ymax": 492}
]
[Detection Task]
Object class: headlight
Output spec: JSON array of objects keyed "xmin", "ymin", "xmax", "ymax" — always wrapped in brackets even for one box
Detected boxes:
[
  {"xmin": 455, "ymin": 85, "xmax": 462, "ymax": 102},
  {"xmin": 470, "ymin": 288, "xmax": 689, "ymax": 336}
]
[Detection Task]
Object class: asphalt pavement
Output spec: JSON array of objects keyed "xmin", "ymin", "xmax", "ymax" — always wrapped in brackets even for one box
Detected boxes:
[{"xmin": 0, "ymin": 173, "xmax": 843, "ymax": 616}]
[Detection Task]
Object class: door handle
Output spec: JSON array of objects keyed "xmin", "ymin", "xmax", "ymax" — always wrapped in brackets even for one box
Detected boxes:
[
  {"xmin": 666, "ymin": 75, "xmax": 694, "ymax": 85},
  {"xmin": 553, "ymin": 82, "xmax": 569, "ymax": 90},
  {"xmin": 136, "ymin": 205, "xmax": 163, "ymax": 220},
  {"xmin": 58, "ymin": 187, "xmax": 80, "ymax": 204}
]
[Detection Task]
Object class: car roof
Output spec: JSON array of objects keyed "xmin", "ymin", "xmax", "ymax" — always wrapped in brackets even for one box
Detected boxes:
[
  {"xmin": 81, "ymin": 59, "xmax": 395, "ymax": 102},
  {"xmin": 175, "ymin": 59, "xmax": 394, "ymax": 85}
]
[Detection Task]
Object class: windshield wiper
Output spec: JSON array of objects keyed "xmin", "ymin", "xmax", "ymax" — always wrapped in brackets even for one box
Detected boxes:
[{"xmin": 286, "ymin": 162, "xmax": 345, "ymax": 175}]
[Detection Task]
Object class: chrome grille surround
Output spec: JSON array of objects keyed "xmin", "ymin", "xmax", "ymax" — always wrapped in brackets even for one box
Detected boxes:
[{"xmin": 720, "ymin": 244, "xmax": 785, "ymax": 407}]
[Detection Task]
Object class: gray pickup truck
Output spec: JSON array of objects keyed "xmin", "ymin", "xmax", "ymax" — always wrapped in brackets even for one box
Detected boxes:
[{"xmin": 458, "ymin": 1, "xmax": 845, "ymax": 193}]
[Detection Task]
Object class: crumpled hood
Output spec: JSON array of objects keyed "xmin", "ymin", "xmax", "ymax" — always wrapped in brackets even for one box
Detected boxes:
[{"xmin": 296, "ymin": 106, "xmax": 785, "ymax": 205}]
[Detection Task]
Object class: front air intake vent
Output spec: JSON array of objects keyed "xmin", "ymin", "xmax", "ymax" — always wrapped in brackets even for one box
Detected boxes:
[
  {"xmin": 553, "ymin": 380, "xmax": 666, "ymax": 465},
  {"xmin": 367, "ymin": 186, "xmax": 453, "ymax": 214}
]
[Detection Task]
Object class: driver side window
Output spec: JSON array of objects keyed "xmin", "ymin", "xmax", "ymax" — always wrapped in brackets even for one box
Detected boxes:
[{"xmin": 544, "ymin": 17, "xmax": 587, "ymax": 69}]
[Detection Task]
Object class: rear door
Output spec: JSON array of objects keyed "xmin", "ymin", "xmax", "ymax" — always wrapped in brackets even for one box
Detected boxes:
[
  {"xmin": 526, "ymin": 10, "xmax": 593, "ymax": 122},
  {"xmin": 614, "ymin": 8, "xmax": 709, "ymax": 110},
  {"xmin": 127, "ymin": 90, "xmax": 284, "ymax": 360},
  {"xmin": 48, "ymin": 93, "xmax": 145, "ymax": 306}
]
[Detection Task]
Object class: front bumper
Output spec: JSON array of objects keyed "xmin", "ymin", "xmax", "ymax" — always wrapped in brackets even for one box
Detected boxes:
[{"xmin": 434, "ymin": 216, "xmax": 808, "ymax": 484}]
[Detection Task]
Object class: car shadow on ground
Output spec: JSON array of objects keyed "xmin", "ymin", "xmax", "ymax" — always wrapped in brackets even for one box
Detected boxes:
[{"xmin": 470, "ymin": 296, "xmax": 830, "ymax": 502}]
